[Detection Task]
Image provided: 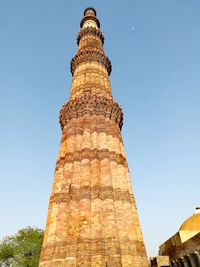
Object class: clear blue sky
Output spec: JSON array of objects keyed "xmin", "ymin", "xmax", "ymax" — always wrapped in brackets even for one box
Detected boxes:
[{"xmin": 1, "ymin": 0, "xmax": 200, "ymax": 257}]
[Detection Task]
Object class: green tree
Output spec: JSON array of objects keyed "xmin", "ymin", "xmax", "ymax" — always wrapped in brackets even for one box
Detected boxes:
[
  {"xmin": 0, "ymin": 227, "xmax": 44, "ymax": 267},
  {"xmin": 0, "ymin": 236, "xmax": 15, "ymax": 266}
]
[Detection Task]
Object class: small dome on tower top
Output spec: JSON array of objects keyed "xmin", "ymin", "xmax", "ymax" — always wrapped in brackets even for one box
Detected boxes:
[{"xmin": 84, "ymin": 7, "xmax": 97, "ymax": 17}]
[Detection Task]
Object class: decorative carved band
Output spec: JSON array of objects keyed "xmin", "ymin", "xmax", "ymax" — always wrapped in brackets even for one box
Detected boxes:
[
  {"xmin": 71, "ymin": 83, "xmax": 112, "ymax": 98},
  {"xmin": 70, "ymin": 50, "xmax": 112, "ymax": 76},
  {"xmin": 40, "ymin": 239, "xmax": 145, "ymax": 261},
  {"xmin": 61, "ymin": 120, "xmax": 123, "ymax": 141},
  {"xmin": 73, "ymin": 66, "xmax": 109, "ymax": 79},
  {"xmin": 62, "ymin": 125, "xmax": 122, "ymax": 141},
  {"xmin": 50, "ymin": 186, "xmax": 134, "ymax": 204},
  {"xmin": 59, "ymin": 93, "xmax": 123, "ymax": 130},
  {"xmin": 56, "ymin": 148, "xmax": 127, "ymax": 169},
  {"xmin": 77, "ymin": 27, "xmax": 104, "ymax": 45}
]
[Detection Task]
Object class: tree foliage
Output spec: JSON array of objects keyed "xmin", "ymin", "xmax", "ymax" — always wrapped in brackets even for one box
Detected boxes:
[{"xmin": 0, "ymin": 227, "xmax": 44, "ymax": 267}]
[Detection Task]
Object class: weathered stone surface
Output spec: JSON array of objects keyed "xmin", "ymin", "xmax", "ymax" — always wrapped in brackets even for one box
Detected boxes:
[
  {"xmin": 70, "ymin": 62, "xmax": 113, "ymax": 100},
  {"xmin": 150, "ymin": 256, "xmax": 170, "ymax": 267},
  {"xmin": 39, "ymin": 7, "xmax": 149, "ymax": 267}
]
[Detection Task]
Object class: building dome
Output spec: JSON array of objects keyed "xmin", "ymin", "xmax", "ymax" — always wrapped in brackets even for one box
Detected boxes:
[{"xmin": 179, "ymin": 208, "xmax": 200, "ymax": 231}]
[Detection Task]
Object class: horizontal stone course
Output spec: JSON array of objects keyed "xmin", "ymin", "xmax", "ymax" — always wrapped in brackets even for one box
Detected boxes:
[
  {"xmin": 40, "ymin": 238, "xmax": 145, "ymax": 260},
  {"xmin": 55, "ymin": 148, "xmax": 127, "ymax": 169}
]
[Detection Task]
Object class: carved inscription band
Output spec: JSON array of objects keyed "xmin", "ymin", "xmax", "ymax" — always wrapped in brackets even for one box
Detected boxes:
[
  {"xmin": 56, "ymin": 148, "xmax": 127, "ymax": 168},
  {"xmin": 40, "ymin": 239, "xmax": 145, "ymax": 260},
  {"xmin": 71, "ymin": 83, "xmax": 112, "ymax": 97},
  {"xmin": 59, "ymin": 93, "xmax": 123, "ymax": 130},
  {"xmin": 70, "ymin": 50, "xmax": 112, "ymax": 75},
  {"xmin": 73, "ymin": 66, "xmax": 109, "ymax": 79},
  {"xmin": 50, "ymin": 186, "xmax": 134, "ymax": 204},
  {"xmin": 61, "ymin": 124, "xmax": 122, "ymax": 141}
]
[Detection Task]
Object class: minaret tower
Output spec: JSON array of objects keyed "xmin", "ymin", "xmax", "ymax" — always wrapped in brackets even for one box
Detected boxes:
[{"xmin": 39, "ymin": 8, "xmax": 149, "ymax": 267}]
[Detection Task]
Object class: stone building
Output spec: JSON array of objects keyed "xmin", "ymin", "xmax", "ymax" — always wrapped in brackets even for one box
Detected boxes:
[
  {"xmin": 150, "ymin": 256, "xmax": 169, "ymax": 267},
  {"xmin": 39, "ymin": 7, "xmax": 149, "ymax": 267},
  {"xmin": 158, "ymin": 208, "xmax": 200, "ymax": 266}
]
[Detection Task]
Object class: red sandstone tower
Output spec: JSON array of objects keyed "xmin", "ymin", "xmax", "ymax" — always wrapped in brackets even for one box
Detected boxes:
[{"xmin": 39, "ymin": 8, "xmax": 149, "ymax": 267}]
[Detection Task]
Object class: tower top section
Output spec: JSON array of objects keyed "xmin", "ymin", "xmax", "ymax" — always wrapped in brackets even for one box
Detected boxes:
[
  {"xmin": 70, "ymin": 7, "xmax": 111, "ymax": 77},
  {"xmin": 80, "ymin": 7, "xmax": 100, "ymax": 29},
  {"xmin": 84, "ymin": 7, "xmax": 97, "ymax": 16}
]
